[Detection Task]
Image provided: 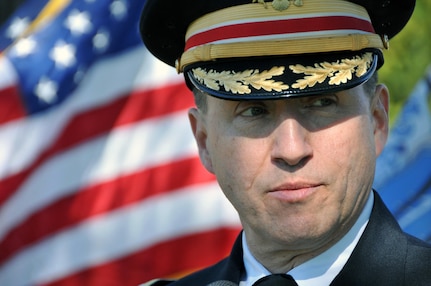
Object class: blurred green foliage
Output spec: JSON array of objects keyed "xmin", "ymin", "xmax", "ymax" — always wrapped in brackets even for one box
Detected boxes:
[{"xmin": 379, "ymin": 0, "xmax": 431, "ymax": 126}]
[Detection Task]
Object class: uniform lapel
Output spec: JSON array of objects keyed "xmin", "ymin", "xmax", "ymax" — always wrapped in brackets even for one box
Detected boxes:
[
  {"xmin": 173, "ymin": 233, "xmax": 245, "ymax": 286},
  {"xmin": 213, "ymin": 233, "xmax": 245, "ymax": 283},
  {"xmin": 331, "ymin": 191, "xmax": 407, "ymax": 286}
]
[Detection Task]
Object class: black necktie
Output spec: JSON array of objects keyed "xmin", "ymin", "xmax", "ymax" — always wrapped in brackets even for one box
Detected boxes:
[{"xmin": 252, "ymin": 274, "xmax": 298, "ymax": 286}]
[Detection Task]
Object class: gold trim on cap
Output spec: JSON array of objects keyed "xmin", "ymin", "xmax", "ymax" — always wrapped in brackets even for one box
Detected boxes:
[
  {"xmin": 253, "ymin": 0, "xmax": 304, "ymax": 11},
  {"xmin": 177, "ymin": 34, "xmax": 384, "ymax": 73},
  {"xmin": 177, "ymin": 0, "xmax": 385, "ymax": 73},
  {"xmin": 186, "ymin": 1, "xmax": 370, "ymax": 40}
]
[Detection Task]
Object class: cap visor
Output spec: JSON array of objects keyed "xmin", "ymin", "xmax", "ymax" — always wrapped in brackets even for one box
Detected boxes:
[{"xmin": 186, "ymin": 50, "xmax": 379, "ymax": 100}]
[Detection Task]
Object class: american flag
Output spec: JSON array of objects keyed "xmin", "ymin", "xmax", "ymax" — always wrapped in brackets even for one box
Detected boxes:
[
  {"xmin": 0, "ymin": 0, "xmax": 241, "ymax": 285},
  {"xmin": 1, "ymin": 0, "xmax": 429, "ymax": 285}
]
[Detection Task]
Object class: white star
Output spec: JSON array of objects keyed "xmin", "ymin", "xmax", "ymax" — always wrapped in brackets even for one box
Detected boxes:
[
  {"xmin": 110, "ymin": 0, "xmax": 127, "ymax": 20},
  {"xmin": 6, "ymin": 17, "xmax": 31, "ymax": 39},
  {"xmin": 50, "ymin": 41, "xmax": 76, "ymax": 68},
  {"xmin": 64, "ymin": 10, "xmax": 92, "ymax": 36},
  {"xmin": 93, "ymin": 29, "xmax": 110, "ymax": 52},
  {"xmin": 34, "ymin": 77, "xmax": 58, "ymax": 103},
  {"xmin": 11, "ymin": 37, "xmax": 37, "ymax": 57}
]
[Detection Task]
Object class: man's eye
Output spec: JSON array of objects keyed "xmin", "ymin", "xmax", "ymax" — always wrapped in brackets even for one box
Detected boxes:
[
  {"xmin": 308, "ymin": 97, "xmax": 337, "ymax": 108},
  {"xmin": 241, "ymin": 106, "xmax": 267, "ymax": 117}
]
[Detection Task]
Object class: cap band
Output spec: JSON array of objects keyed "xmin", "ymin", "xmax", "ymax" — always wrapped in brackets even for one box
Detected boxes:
[
  {"xmin": 186, "ymin": 0, "xmax": 372, "ymax": 38},
  {"xmin": 176, "ymin": 0, "xmax": 387, "ymax": 72},
  {"xmin": 178, "ymin": 34, "xmax": 384, "ymax": 72},
  {"xmin": 185, "ymin": 5, "xmax": 374, "ymax": 51}
]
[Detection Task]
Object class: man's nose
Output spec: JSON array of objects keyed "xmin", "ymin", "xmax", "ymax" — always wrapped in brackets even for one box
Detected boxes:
[{"xmin": 270, "ymin": 117, "xmax": 313, "ymax": 168}]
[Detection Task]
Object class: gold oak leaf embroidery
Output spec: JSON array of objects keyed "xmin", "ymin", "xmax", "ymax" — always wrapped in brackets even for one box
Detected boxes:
[
  {"xmin": 252, "ymin": 0, "xmax": 268, "ymax": 8},
  {"xmin": 272, "ymin": 0, "xmax": 290, "ymax": 11},
  {"xmin": 252, "ymin": 0, "xmax": 303, "ymax": 11},
  {"xmin": 289, "ymin": 53, "xmax": 373, "ymax": 90},
  {"xmin": 192, "ymin": 66, "xmax": 290, "ymax": 94}
]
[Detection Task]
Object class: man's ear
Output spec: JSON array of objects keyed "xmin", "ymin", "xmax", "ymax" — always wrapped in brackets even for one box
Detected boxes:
[
  {"xmin": 188, "ymin": 108, "xmax": 214, "ymax": 174},
  {"xmin": 372, "ymin": 84, "xmax": 390, "ymax": 157}
]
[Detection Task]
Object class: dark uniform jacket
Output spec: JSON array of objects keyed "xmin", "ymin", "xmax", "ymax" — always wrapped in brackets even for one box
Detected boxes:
[{"xmin": 145, "ymin": 192, "xmax": 431, "ymax": 285}]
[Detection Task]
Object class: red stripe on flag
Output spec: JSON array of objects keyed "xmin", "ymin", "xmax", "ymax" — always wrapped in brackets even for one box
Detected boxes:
[
  {"xmin": 0, "ymin": 156, "xmax": 214, "ymax": 266},
  {"xmin": 185, "ymin": 16, "xmax": 375, "ymax": 50},
  {"xmin": 0, "ymin": 82, "xmax": 193, "ymax": 207},
  {"xmin": 0, "ymin": 85, "xmax": 27, "ymax": 124},
  {"xmin": 42, "ymin": 228, "xmax": 241, "ymax": 286}
]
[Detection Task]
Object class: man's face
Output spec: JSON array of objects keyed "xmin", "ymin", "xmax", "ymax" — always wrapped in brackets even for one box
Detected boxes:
[{"xmin": 189, "ymin": 84, "xmax": 389, "ymax": 256}]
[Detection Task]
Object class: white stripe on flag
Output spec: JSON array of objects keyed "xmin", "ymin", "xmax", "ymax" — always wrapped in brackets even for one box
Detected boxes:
[
  {"xmin": 0, "ymin": 182, "xmax": 239, "ymax": 286},
  {"xmin": 0, "ymin": 110, "xmax": 197, "ymax": 241},
  {"xmin": 0, "ymin": 46, "xmax": 182, "ymax": 180}
]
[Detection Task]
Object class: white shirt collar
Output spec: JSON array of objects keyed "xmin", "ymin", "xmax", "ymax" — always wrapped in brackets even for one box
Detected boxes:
[{"xmin": 240, "ymin": 192, "xmax": 374, "ymax": 286}]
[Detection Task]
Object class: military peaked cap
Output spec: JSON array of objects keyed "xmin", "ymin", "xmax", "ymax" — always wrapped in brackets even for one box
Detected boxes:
[{"xmin": 140, "ymin": 0, "xmax": 415, "ymax": 100}]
